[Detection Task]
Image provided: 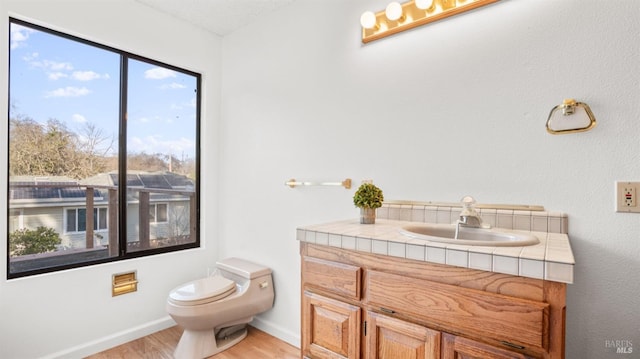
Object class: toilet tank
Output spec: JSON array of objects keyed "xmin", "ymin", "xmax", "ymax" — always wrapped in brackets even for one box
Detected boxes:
[{"xmin": 216, "ymin": 257, "xmax": 272, "ymax": 279}]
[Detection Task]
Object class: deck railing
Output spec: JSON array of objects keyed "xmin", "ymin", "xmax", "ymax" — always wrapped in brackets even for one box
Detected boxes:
[{"xmin": 8, "ymin": 183, "xmax": 196, "ymax": 271}]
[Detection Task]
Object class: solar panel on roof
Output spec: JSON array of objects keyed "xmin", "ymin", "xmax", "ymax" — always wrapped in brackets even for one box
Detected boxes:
[
  {"xmin": 10, "ymin": 189, "xmax": 24, "ymax": 200},
  {"xmin": 139, "ymin": 174, "xmax": 172, "ymax": 189},
  {"xmin": 35, "ymin": 188, "xmax": 59, "ymax": 199},
  {"xmin": 164, "ymin": 174, "xmax": 194, "ymax": 187},
  {"xmin": 10, "ymin": 187, "xmax": 60, "ymax": 200},
  {"xmin": 59, "ymin": 188, "xmax": 103, "ymax": 198},
  {"xmin": 127, "ymin": 174, "xmax": 144, "ymax": 186},
  {"xmin": 10, "ymin": 180, "xmax": 77, "ymax": 186},
  {"xmin": 109, "ymin": 173, "xmax": 144, "ymax": 186}
]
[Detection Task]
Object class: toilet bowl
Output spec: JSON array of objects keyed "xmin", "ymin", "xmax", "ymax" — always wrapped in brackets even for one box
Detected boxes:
[{"xmin": 166, "ymin": 258, "xmax": 274, "ymax": 359}]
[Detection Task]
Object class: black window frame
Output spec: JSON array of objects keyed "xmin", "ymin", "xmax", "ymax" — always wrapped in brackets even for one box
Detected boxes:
[{"xmin": 7, "ymin": 17, "xmax": 201, "ymax": 279}]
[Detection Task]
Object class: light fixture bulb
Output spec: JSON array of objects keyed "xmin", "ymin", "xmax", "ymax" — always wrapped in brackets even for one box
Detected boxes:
[
  {"xmin": 415, "ymin": 0, "xmax": 434, "ymax": 10},
  {"xmin": 360, "ymin": 11, "xmax": 377, "ymax": 29},
  {"xmin": 385, "ymin": 2, "xmax": 403, "ymax": 21}
]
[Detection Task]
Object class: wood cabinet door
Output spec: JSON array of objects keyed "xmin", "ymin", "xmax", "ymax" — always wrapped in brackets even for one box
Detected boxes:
[
  {"xmin": 302, "ymin": 291, "xmax": 361, "ymax": 359},
  {"xmin": 364, "ymin": 311, "xmax": 440, "ymax": 359},
  {"xmin": 442, "ymin": 333, "xmax": 535, "ymax": 359}
]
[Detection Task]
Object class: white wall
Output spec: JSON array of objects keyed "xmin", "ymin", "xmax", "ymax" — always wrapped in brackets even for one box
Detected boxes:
[
  {"xmin": 220, "ymin": 0, "xmax": 640, "ymax": 358},
  {"xmin": 0, "ymin": 1, "xmax": 222, "ymax": 357}
]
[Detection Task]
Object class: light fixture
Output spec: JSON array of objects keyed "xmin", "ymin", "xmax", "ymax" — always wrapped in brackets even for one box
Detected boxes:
[
  {"xmin": 415, "ymin": 0, "xmax": 434, "ymax": 10},
  {"xmin": 360, "ymin": 0, "xmax": 501, "ymax": 43},
  {"xmin": 385, "ymin": 2, "xmax": 404, "ymax": 21},
  {"xmin": 360, "ymin": 11, "xmax": 378, "ymax": 29}
]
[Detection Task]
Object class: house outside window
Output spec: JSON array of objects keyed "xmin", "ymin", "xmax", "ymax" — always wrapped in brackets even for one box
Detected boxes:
[{"xmin": 7, "ymin": 18, "xmax": 201, "ymax": 278}]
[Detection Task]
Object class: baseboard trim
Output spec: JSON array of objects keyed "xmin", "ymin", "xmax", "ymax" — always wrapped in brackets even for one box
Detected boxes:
[
  {"xmin": 41, "ymin": 316, "xmax": 176, "ymax": 359},
  {"xmin": 42, "ymin": 315, "xmax": 300, "ymax": 358},
  {"xmin": 250, "ymin": 316, "xmax": 301, "ymax": 349}
]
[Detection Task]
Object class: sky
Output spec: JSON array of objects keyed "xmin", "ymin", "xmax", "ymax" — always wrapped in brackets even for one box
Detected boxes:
[{"xmin": 9, "ymin": 22, "xmax": 198, "ymax": 161}]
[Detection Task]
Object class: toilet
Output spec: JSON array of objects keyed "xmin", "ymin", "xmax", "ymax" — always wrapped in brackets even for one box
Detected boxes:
[{"xmin": 166, "ymin": 258, "xmax": 275, "ymax": 359}]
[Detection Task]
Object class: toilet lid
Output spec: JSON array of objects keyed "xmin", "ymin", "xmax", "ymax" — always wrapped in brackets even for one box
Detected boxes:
[{"xmin": 168, "ymin": 275, "xmax": 236, "ymax": 306}]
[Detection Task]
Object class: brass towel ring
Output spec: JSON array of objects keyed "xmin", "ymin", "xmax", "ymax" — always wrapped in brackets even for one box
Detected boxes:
[{"xmin": 546, "ymin": 99, "xmax": 597, "ymax": 135}]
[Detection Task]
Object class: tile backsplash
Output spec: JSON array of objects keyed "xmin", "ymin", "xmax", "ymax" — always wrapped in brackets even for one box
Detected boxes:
[{"xmin": 376, "ymin": 202, "xmax": 568, "ymax": 234}]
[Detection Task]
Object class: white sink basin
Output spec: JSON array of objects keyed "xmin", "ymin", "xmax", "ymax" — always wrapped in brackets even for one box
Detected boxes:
[{"xmin": 399, "ymin": 223, "xmax": 540, "ymax": 247}]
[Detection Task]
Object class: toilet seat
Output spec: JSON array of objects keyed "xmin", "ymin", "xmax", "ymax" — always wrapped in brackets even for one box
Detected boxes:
[{"xmin": 169, "ymin": 275, "xmax": 236, "ymax": 306}]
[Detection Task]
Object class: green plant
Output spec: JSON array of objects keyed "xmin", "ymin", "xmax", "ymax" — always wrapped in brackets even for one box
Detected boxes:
[
  {"xmin": 9, "ymin": 226, "xmax": 61, "ymax": 256},
  {"xmin": 353, "ymin": 182, "xmax": 384, "ymax": 209}
]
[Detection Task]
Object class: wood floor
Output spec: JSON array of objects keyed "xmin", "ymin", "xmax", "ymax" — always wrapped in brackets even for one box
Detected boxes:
[{"xmin": 86, "ymin": 325, "xmax": 300, "ymax": 359}]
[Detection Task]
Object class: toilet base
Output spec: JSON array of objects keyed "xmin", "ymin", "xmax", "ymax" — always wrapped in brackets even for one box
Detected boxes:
[{"xmin": 174, "ymin": 326, "xmax": 248, "ymax": 359}]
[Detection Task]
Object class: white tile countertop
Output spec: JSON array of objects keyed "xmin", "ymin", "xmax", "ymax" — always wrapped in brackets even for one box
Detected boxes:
[{"xmin": 297, "ymin": 219, "xmax": 575, "ymax": 284}]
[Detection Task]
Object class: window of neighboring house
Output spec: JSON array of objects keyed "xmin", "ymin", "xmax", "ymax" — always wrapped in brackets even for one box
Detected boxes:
[
  {"xmin": 65, "ymin": 208, "xmax": 108, "ymax": 233},
  {"xmin": 149, "ymin": 203, "xmax": 168, "ymax": 223},
  {"xmin": 7, "ymin": 18, "xmax": 200, "ymax": 278},
  {"xmin": 8, "ymin": 209, "xmax": 23, "ymax": 232}
]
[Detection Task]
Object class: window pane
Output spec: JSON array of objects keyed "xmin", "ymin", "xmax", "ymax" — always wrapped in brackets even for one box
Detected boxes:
[
  {"xmin": 77, "ymin": 209, "xmax": 87, "ymax": 232},
  {"xmin": 66, "ymin": 209, "xmax": 77, "ymax": 232},
  {"xmin": 157, "ymin": 203, "xmax": 168, "ymax": 222},
  {"xmin": 92, "ymin": 208, "xmax": 98, "ymax": 230},
  {"xmin": 98, "ymin": 208, "xmax": 108, "ymax": 230},
  {"xmin": 8, "ymin": 20, "xmax": 120, "ymax": 276},
  {"xmin": 126, "ymin": 58, "xmax": 197, "ymax": 252},
  {"xmin": 149, "ymin": 204, "xmax": 156, "ymax": 223}
]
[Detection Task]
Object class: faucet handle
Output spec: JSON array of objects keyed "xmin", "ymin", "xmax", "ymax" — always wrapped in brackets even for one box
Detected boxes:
[
  {"xmin": 459, "ymin": 195, "xmax": 479, "ymax": 218},
  {"xmin": 460, "ymin": 195, "xmax": 476, "ymax": 208}
]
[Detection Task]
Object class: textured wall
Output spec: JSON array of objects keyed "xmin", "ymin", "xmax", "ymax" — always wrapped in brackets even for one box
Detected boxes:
[{"xmin": 221, "ymin": 1, "xmax": 640, "ymax": 358}]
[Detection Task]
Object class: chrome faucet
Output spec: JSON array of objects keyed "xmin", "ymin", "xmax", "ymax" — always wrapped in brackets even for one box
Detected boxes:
[{"xmin": 455, "ymin": 196, "xmax": 488, "ymax": 239}]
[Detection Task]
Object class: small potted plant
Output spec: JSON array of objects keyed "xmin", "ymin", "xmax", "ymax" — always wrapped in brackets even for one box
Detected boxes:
[{"xmin": 353, "ymin": 182, "xmax": 384, "ymax": 224}]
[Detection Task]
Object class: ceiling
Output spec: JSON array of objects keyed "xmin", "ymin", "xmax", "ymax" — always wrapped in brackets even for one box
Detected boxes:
[{"xmin": 134, "ymin": 0, "xmax": 297, "ymax": 36}]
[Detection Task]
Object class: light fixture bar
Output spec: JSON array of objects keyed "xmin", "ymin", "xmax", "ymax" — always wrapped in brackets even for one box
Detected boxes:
[{"xmin": 361, "ymin": 0, "xmax": 500, "ymax": 43}]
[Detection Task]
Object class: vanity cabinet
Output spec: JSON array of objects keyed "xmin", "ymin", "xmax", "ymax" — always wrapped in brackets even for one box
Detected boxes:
[
  {"xmin": 365, "ymin": 310, "xmax": 440, "ymax": 359},
  {"xmin": 300, "ymin": 242, "xmax": 566, "ymax": 359}
]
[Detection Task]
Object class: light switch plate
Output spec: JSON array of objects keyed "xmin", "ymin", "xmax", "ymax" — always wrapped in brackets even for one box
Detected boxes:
[{"xmin": 616, "ymin": 181, "xmax": 640, "ymax": 213}]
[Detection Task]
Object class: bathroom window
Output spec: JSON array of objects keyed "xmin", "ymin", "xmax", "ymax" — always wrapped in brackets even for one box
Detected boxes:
[{"xmin": 7, "ymin": 18, "xmax": 200, "ymax": 278}]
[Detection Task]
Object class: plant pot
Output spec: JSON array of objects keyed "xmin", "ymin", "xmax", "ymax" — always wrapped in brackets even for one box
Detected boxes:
[{"xmin": 360, "ymin": 207, "xmax": 376, "ymax": 224}]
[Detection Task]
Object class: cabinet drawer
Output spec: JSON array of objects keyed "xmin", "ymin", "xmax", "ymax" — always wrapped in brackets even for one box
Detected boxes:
[
  {"xmin": 302, "ymin": 257, "xmax": 362, "ymax": 300},
  {"xmin": 442, "ymin": 333, "xmax": 536, "ymax": 359},
  {"xmin": 365, "ymin": 270, "xmax": 549, "ymax": 351}
]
